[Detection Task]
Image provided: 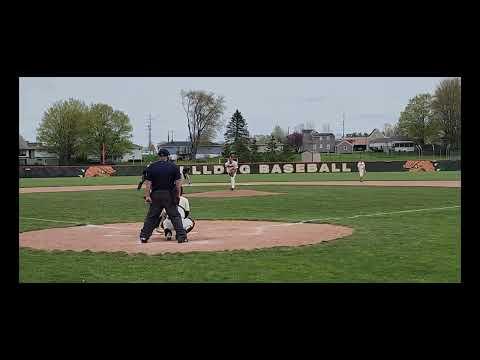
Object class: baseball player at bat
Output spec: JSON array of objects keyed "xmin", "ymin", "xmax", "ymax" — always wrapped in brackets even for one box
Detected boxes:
[
  {"xmin": 156, "ymin": 186, "xmax": 195, "ymax": 240},
  {"xmin": 357, "ymin": 159, "xmax": 366, "ymax": 182},
  {"xmin": 225, "ymin": 153, "xmax": 239, "ymax": 191}
]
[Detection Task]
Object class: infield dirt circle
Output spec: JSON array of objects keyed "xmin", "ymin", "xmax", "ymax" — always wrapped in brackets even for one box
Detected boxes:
[{"xmin": 19, "ymin": 220, "xmax": 354, "ymax": 255}]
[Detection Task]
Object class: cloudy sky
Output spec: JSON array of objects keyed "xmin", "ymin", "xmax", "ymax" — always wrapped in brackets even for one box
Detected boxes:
[{"xmin": 19, "ymin": 77, "xmax": 446, "ymax": 146}]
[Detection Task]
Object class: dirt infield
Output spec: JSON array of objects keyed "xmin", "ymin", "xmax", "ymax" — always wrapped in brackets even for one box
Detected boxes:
[
  {"xmin": 19, "ymin": 220, "xmax": 354, "ymax": 255},
  {"xmin": 19, "ymin": 180, "xmax": 461, "ymax": 193}
]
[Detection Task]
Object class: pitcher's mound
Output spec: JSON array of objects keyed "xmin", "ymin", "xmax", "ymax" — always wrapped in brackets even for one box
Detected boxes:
[
  {"xmin": 19, "ymin": 221, "xmax": 353, "ymax": 255},
  {"xmin": 187, "ymin": 189, "xmax": 283, "ymax": 198}
]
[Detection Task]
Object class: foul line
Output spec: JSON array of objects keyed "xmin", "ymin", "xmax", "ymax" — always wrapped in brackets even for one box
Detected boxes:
[
  {"xmin": 300, "ymin": 205, "xmax": 460, "ymax": 223},
  {"xmin": 19, "ymin": 217, "xmax": 85, "ymax": 225},
  {"xmin": 20, "ymin": 205, "xmax": 460, "ymax": 229}
]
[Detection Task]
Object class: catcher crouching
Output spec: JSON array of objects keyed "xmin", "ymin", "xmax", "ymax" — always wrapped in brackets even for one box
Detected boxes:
[{"xmin": 156, "ymin": 186, "xmax": 195, "ymax": 240}]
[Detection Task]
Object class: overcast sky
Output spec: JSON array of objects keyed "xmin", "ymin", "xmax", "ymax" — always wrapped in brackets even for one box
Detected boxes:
[{"xmin": 19, "ymin": 77, "xmax": 446, "ymax": 146}]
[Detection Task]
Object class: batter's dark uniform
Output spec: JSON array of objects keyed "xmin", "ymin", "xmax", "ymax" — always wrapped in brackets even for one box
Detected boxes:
[{"xmin": 139, "ymin": 157, "xmax": 187, "ymax": 243}]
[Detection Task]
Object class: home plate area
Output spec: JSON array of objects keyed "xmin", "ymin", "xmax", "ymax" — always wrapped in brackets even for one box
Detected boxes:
[{"xmin": 19, "ymin": 220, "xmax": 353, "ymax": 255}]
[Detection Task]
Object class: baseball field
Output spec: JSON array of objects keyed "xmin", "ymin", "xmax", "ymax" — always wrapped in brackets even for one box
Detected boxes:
[{"xmin": 19, "ymin": 171, "xmax": 461, "ymax": 283}]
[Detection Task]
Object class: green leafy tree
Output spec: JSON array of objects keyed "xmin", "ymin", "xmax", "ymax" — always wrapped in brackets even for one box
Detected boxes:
[
  {"xmin": 223, "ymin": 110, "xmax": 251, "ymax": 160},
  {"xmin": 37, "ymin": 98, "xmax": 88, "ymax": 165},
  {"xmin": 80, "ymin": 103, "xmax": 134, "ymax": 163},
  {"xmin": 181, "ymin": 90, "xmax": 226, "ymax": 160},
  {"xmin": 397, "ymin": 94, "xmax": 437, "ymax": 145},
  {"xmin": 431, "ymin": 78, "xmax": 461, "ymax": 149}
]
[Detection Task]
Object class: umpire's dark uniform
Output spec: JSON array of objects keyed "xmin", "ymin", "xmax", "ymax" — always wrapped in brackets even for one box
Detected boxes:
[{"xmin": 139, "ymin": 149, "xmax": 187, "ymax": 243}]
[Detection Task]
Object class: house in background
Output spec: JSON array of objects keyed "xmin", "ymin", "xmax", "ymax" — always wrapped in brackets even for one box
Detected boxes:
[
  {"xmin": 301, "ymin": 130, "xmax": 335, "ymax": 153},
  {"xmin": 157, "ymin": 141, "xmax": 224, "ymax": 160},
  {"xmin": 121, "ymin": 144, "xmax": 143, "ymax": 162},
  {"xmin": 368, "ymin": 135, "xmax": 416, "ymax": 153},
  {"xmin": 195, "ymin": 143, "xmax": 224, "ymax": 159},
  {"xmin": 335, "ymin": 139, "xmax": 354, "ymax": 153},
  {"xmin": 19, "ymin": 135, "xmax": 59, "ymax": 165},
  {"xmin": 344, "ymin": 137, "xmax": 368, "ymax": 151},
  {"xmin": 87, "ymin": 144, "xmax": 144, "ymax": 163}
]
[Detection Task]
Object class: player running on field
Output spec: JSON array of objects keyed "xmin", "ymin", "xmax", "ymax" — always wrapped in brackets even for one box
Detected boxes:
[{"xmin": 225, "ymin": 153, "xmax": 239, "ymax": 191}]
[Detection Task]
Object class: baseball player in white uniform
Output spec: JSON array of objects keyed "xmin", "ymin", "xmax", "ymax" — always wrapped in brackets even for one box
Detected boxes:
[
  {"xmin": 156, "ymin": 187, "xmax": 195, "ymax": 240},
  {"xmin": 225, "ymin": 153, "xmax": 239, "ymax": 191},
  {"xmin": 357, "ymin": 160, "xmax": 366, "ymax": 182}
]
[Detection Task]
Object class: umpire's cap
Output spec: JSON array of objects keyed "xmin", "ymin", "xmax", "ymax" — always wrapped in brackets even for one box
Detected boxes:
[{"xmin": 158, "ymin": 148, "xmax": 170, "ymax": 157}]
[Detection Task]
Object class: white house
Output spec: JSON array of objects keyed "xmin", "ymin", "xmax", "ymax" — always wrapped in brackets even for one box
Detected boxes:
[
  {"xmin": 19, "ymin": 135, "xmax": 59, "ymax": 165},
  {"xmin": 157, "ymin": 141, "xmax": 224, "ymax": 160},
  {"xmin": 121, "ymin": 144, "xmax": 143, "ymax": 162}
]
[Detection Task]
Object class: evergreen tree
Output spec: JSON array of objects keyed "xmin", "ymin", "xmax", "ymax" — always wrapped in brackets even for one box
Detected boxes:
[
  {"xmin": 249, "ymin": 138, "xmax": 261, "ymax": 162},
  {"xmin": 223, "ymin": 110, "xmax": 250, "ymax": 159},
  {"xmin": 265, "ymin": 135, "xmax": 279, "ymax": 162},
  {"xmin": 279, "ymin": 142, "xmax": 297, "ymax": 162}
]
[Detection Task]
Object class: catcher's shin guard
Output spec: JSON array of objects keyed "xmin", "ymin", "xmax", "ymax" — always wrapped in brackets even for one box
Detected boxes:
[{"xmin": 186, "ymin": 218, "xmax": 195, "ymax": 233}]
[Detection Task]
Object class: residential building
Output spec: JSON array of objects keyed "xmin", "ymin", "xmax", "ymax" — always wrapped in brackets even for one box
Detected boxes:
[
  {"xmin": 157, "ymin": 141, "xmax": 224, "ymax": 160},
  {"xmin": 335, "ymin": 139, "xmax": 354, "ymax": 153},
  {"xmin": 344, "ymin": 137, "xmax": 368, "ymax": 151},
  {"xmin": 301, "ymin": 130, "xmax": 335, "ymax": 153},
  {"xmin": 368, "ymin": 135, "xmax": 416, "ymax": 153},
  {"xmin": 121, "ymin": 144, "xmax": 143, "ymax": 162},
  {"xmin": 19, "ymin": 135, "xmax": 59, "ymax": 165}
]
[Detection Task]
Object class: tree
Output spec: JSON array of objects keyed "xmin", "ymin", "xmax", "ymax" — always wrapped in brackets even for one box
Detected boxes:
[
  {"xmin": 223, "ymin": 109, "xmax": 250, "ymax": 160},
  {"xmin": 181, "ymin": 90, "xmax": 226, "ymax": 160},
  {"xmin": 397, "ymin": 94, "xmax": 437, "ymax": 145},
  {"xmin": 286, "ymin": 132, "xmax": 304, "ymax": 153},
  {"xmin": 249, "ymin": 138, "xmax": 261, "ymax": 162},
  {"xmin": 37, "ymin": 98, "xmax": 88, "ymax": 165},
  {"xmin": 294, "ymin": 123, "xmax": 305, "ymax": 133},
  {"xmin": 265, "ymin": 135, "xmax": 279, "ymax": 162},
  {"xmin": 198, "ymin": 126, "xmax": 217, "ymax": 145},
  {"xmin": 383, "ymin": 123, "xmax": 395, "ymax": 137},
  {"xmin": 80, "ymin": 103, "xmax": 134, "ymax": 163},
  {"xmin": 279, "ymin": 142, "xmax": 297, "ymax": 162},
  {"xmin": 431, "ymin": 78, "xmax": 461, "ymax": 149},
  {"xmin": 271, "ymin": 125, "xmax": 287, "ymax": 143}
]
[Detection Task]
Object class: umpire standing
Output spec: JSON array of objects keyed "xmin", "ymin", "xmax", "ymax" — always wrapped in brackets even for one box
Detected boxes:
[{"xmin": 139, "ymin": 149, "xmax": 187, "ymax": 243}]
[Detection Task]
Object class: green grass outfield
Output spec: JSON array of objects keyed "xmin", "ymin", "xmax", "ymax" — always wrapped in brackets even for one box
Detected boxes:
[
  {"xmin": 19, "ymin": 184, "xmax": 461, "ymax": 283},
  {"xmin": 19, "ymin": 171, "xmax": 461, "ymax": 187}
]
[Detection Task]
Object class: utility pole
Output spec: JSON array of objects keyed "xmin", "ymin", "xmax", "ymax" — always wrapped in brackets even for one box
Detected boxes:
[
  {"xmin": 147, "ymin": 113, "xmax": 153, "ymax": 154},
  {"xmin": 342, "ymin": 112, "xmax": 345, "ymax": 139}
]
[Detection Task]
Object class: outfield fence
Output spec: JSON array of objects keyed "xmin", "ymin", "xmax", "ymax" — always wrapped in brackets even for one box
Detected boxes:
[{"xmin": 19, "ymin": 160, "xmax": 461, "ymax": 178}]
